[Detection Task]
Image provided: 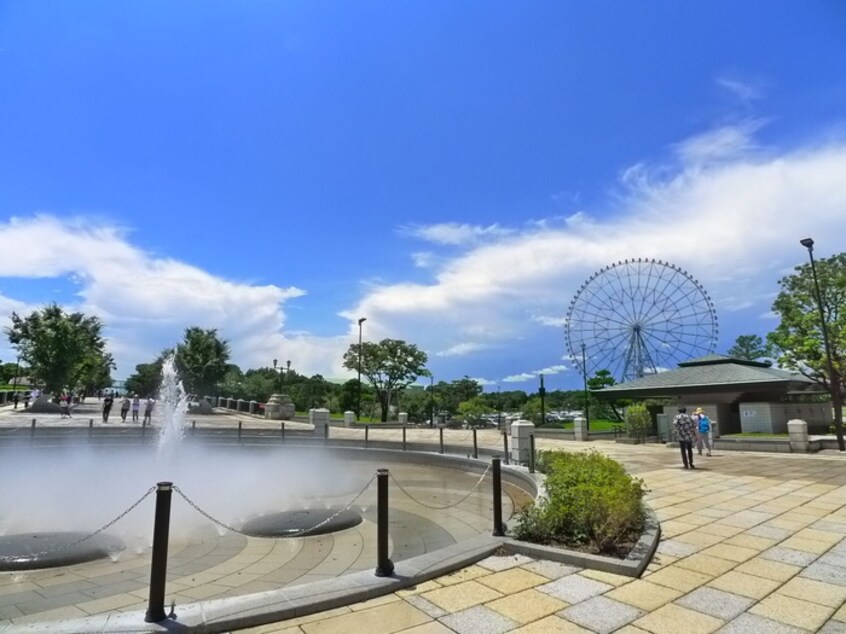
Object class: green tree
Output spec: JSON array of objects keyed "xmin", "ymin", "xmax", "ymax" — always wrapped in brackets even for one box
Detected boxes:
[
  {"xmin": 588, "ymin": 369, "xmax": 624, "ymax": 420},
  {"xmin": 457, "ymin": 395, "xmax": 492, "ymax": 426},
  {"xmin": 5, "ymin": 303, "xmax": 110, "ymax": 395},
  {"xmin": 768, "ymin": 253, "xmax": 846, "ymax": 436},
  {"xmin": 342, "ymin": 338, "xmax": 428, "ymax": 422},
  {"xmin": 125, "ymin": 361, "xmax": 164, "ymax": 397},
  {"xmin": 728, "ymin": 334, "xmax": 770, "ymax": 360},
  {"xmin": 174, "ymin": 327, "xmax": 231, "ymax": 396}
]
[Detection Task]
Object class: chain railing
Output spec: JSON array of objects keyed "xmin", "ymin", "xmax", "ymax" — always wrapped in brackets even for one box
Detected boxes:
[
  {"xmin": 388, "ymin": 463, "xmax": 491, "ymax": 510},
  {"xmin": 0, "ymin": 485, "xmax": 156, "ymax": 565},
  {"xmin": 172, "ymin": 474, "xmax": 377, "ymax": 539}
]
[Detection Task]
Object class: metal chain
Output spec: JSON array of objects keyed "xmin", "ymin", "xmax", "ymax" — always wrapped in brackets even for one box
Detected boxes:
[
  {"xmin": 0, "ymin": 423, "xmax": 33, "ymax": 435},
  {"xmin": 172, "ymin": 474, "xmax": 377, "ymax": 539},
  {"xmin": 0, "ymin": 485, "xmax": 157, "ymax": 564},
  {"xmin": 389, "ymin": 463, "xmax": 491, "ymax": 510}
]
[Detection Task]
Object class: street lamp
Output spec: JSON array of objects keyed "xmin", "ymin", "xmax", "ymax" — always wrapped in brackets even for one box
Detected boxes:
[
  {"xmin": 497, "ymin": 384, "xmax": 502, "ymax": 430},
  {"xmin": 273, "ymin": 358, "xmax": 280, "ymax": 393},
  {"xmin": 357, "ymin": 317, "xmax": 366, "ymax": 420},
  {"xmin": 800, "ymin": 238, "xmax": 845, "ymax": 451},
  {"xmin": 582, "ymin": 343, "xmax": 590, "ymax": 431},
  {"xmin": 539, "ymin": 374, "xmax": 546, "ymax": 427},
  {"xmin": 430, "ymin": 373, "xmax": 435, "ymax": 427}
]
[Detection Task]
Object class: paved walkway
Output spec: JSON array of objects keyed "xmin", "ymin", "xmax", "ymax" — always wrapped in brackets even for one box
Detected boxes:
[{"xmin": 2, "ymin": 404, "xmax": 846, "ymax": 632}]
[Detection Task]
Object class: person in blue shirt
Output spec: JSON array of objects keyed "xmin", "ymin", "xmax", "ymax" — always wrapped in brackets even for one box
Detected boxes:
[{"xmin": 694, "ymin": 407, "xmax": 712, "ymax": 456}]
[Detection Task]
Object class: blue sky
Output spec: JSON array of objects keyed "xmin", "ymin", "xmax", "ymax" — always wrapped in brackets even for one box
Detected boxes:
[{"xmin": 1, "ymin": 1, "xmax": 846, "ymax": 391}]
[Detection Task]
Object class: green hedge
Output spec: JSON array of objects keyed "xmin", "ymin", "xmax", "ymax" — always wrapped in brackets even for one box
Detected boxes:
[{"xmin": 513, "ymin": 450, "xmax": 647, "ymax": 556}]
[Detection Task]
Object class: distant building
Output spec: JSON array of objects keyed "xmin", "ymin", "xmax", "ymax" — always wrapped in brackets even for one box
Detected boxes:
[{"xmin": 594, "ymin": 354, "xmax": 830, "ymax": 436}]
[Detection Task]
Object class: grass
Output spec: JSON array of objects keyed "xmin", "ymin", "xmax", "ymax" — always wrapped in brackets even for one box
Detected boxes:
[
  {"xmin": 540, "ymin": 418, "xmax": 623, "ymax": 431},
  {"xmin": 723, "ymin": 432, "xmax": 788, "ymax": 438}
]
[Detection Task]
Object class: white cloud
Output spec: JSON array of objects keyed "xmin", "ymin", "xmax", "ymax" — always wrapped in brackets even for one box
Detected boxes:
[
  {"xmin": 537, "ymin": 365, "xmax": 568, "ymax": 375},
  {"xmin": 674, "ymin": 119, "xmax": 765, "ymax": 165},
  {"xmin": 716, "ymin": 76, "xmax": 763, "ymax": 104},
  {"xmin": 403, "ymin": 222, "xmax": 512, "ymax": 246},
  {"xmin": 533, "ymin": 315, "xmax": 567, "ymax": 327},
  {"xmin": 344, "ymin": 127, "xmax": 846, "ymax": 381},
  {"xmin": 469, "ymin": 377, "xmax": 495, "ymax": 386},
  {"xmin": 0, "ymin": 215, "xmax": 312, "ymax": 376},
  {"xmin": 503, "ymin": 373, "xmax": 536, "ymax": 383},
  {"xmin": 436, "ymin": 342, "xmax": 487, "ymax": 357}
]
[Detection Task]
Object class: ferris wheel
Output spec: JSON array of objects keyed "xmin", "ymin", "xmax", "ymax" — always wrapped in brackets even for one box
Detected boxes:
[{"xmin": 565, "ymin": 258, "xmax": 718, "ymax": 382}]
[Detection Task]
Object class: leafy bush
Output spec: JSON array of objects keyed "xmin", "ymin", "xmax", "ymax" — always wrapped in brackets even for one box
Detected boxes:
[
  {"xmin": 514, "ymin": 450, "xmax": 647, "ymax": 556},
  {"xmin": 625, "ymin": 403, "xmax": 652, "ymax": 442}
]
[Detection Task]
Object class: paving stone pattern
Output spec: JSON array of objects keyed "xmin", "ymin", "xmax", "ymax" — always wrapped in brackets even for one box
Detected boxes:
[{"xmin": 3, "ymin": 404, "xmax": 846, "ymax": 632}]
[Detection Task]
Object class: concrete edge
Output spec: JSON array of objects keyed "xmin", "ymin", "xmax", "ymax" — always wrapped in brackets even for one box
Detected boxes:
[
  {"xmin": 1, "ymin": 447, "xmax": 660, "ymax": 633},
  {"xmin": 500, "ymin": 506, "xmax": 661, "ymax": 578}
]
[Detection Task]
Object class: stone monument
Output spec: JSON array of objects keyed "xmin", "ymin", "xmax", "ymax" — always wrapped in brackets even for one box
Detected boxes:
[{"xmin": 264, "ymin": 393, "xmax": 296, "ymax": 420}]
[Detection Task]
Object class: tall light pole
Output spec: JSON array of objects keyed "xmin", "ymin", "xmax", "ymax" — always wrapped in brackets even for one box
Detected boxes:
[
  {"xmin": 430, "ymin": 373, "xmax": 435, "ymax": 427},
  {"xmin": 497, "ymin": 384, "xmax": 502, "ymax": 430},
  {"xmin": 273, "ymin": 358, "xmax": 280, "ymax": 393},
  {"xmin": 357, "ymin": 317, "xmax": 366, "ymax": 421},
  {"xmin": 800, "ymin": 238, "xmax": 844, "ymax": 451},
  {"xmin": 539, "ymin": 373, "xmax": 546, "ymax": 427},
  {"xmin": 582, "ymin": 343, "xmax": 590, "ymax": 431}
]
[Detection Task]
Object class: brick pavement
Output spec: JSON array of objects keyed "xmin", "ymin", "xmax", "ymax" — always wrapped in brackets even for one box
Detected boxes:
[{"xmin": 2, "ymin": 404, "xmax": 846, "ymax": 632}]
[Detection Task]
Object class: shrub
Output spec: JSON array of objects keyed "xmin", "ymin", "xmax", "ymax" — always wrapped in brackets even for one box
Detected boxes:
[
  {"xmin": 514, "ymin": 450, "xmax": 647, "ymax": 556},
  {"xmin": 625, "ymin": 403, "xmax": 652, "ymax": 442}
]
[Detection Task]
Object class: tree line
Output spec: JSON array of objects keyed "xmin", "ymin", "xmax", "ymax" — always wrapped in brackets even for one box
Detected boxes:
[{"xmin": 4, "ymin": 252, "xmax": 845, "ymax": 421}]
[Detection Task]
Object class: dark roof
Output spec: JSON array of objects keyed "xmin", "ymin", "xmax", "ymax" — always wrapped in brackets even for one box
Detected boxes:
[
  {"xmin": 595, "ymin": 355, "xmax": 818, "ymax": 396},
  {"xmin": 677, "ymin": 354, "xmax": 772, "ymax": 368}
]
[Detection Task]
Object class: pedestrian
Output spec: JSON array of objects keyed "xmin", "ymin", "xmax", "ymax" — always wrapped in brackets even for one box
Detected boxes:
[
  {"xmin": 143, "ymin": 397, "xmax": 155, "ymax": 425},
  {"xmin": 120, "ymin": 396, "xmax": 130, "ymax": 423},
  {"xmin": 23, "ymin": 392, "xmax": 30, "ymax": 409},
  {"xmin": 60, "ymin": 393, "xmax": 72, "ymax": 418},
  {"xmin": 673, "ymin": 406, "xmax": 696, "ymax": 469},
  {"xmin": 102, "ymin": 393, "xmax": 113, "ymax": 423},
  {"xmin": 131, "ymin": 395, "xmax": 141, "ymax": 423},
  {"xmin": 694, "ymin": 407, "xmax": 712, "ymax": 457},
  {"xmin": 12, "ymin": 392, "xmax": 19, "ymax": 409}
]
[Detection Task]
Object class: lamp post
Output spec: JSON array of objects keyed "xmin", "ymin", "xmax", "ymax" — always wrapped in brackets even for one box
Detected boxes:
[
  {"xmin": 800, "ymin": 238, "xmax": 844, "ymax": 451},
  {"xmin": 429, "ymin": 373, "xmax": 435, "ymax": 427},
  {"xmin": 273, "ymin": 358, "xmax": 280, "ymax": 393},
  {"xmin": 539, "ymin": 374, "xmax": 546, "ymax": 427},
  {"xmin": 582, "ymin": 343, "xmax": 590, "ymax": 431},
  {"xmin": 497, "ymin": 384, "xmax": 502, "ymax": 430},
  {"xmin": 357, "ymin": 317, "xmax": 366, "ymax": 421}
]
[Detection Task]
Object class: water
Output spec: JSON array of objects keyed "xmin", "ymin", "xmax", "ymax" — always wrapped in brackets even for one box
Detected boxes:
[{"xmin": 156, "ymin": 355, "xmax": 191, "ymax": 455}]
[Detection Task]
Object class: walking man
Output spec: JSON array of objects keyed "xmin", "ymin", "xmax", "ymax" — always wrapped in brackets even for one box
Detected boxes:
[
  {"xmin": 131, "ymin": 395, "xmax": 141, "ymax": 423},
  {"xmin": 143, "ymin": 397, "xmax": 155, "ymax": 425},
  {"xmin": 102, "ymin": 393, "xmax": 113, "ymax": 423},
  {"xmin": 673, "ymin": 406, "xmax": 696, "ymax": 469},
  {"xmin": 120, "ymin": 396, "xmax": 130, "ymax": 423}
]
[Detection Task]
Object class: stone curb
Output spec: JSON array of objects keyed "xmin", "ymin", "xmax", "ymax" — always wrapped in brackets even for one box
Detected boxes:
[
  {"xmin": 502, "ymin": 506, "xmax": 661, "ymax": 578},
  {"xmin": 1, "ymin": 445, "xmax": 660, "ymax": 633}
]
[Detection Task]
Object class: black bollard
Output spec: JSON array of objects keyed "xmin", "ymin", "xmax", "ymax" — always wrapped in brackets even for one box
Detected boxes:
[
  {"xmin": 502, "ymin": 431, "xmax": 509, "ymax": 465},
  {"xmin": 30, "ymin": 418, "xmax": 36, "ymax": 437},
  {"xmin": 324, "ymin": 423, "xmax": 329, "ymax": 441},
  {"xmin": 365, "ymin": 425, "xmax": 369, "ymax": 448},
  {"xmin": 374, "ymin": 469, "xmax": 395, "ymax": 577},
  {"xmin": 191, "ymin": 420, "xmax": 196, "ymax": 435},
  {"xmin": 402, "ymin": 426, "xmax": 406, "ymax": 451},
  {"xmin": 492, "ymin": 457, "xmax": 505, "ymax": 536},
  {"xmin": 145, "ymin": 482, "xmax": 173, "ymax": 623},
  {"xmin": 439, "ymin": 427, "xmax": 444, "ymax": 454},
  {"xmin": 238, "ymin": 420, "xmax": 242, "ymax": 440},
  {"xmin": 529, "ymin": 434, "xmax": 536, "ymax": 473},
  {"xmin": 281, "ymin": 421, "xmax": 285, "ymax": 441},
  {"xmin": 473, "ymin": 428, "xmax": 478, "ymax": 459}
]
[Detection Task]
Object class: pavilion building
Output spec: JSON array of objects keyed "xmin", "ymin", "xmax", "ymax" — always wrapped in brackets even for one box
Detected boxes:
[{"xmin": 593, "ymin": 354, "xmax": 832, "ymax": 437}]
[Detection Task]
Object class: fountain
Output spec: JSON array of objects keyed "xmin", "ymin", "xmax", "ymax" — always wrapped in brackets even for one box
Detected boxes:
[{"xmin": 0, "ymin": 360, "xmax": 534, "ymax": 627}]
